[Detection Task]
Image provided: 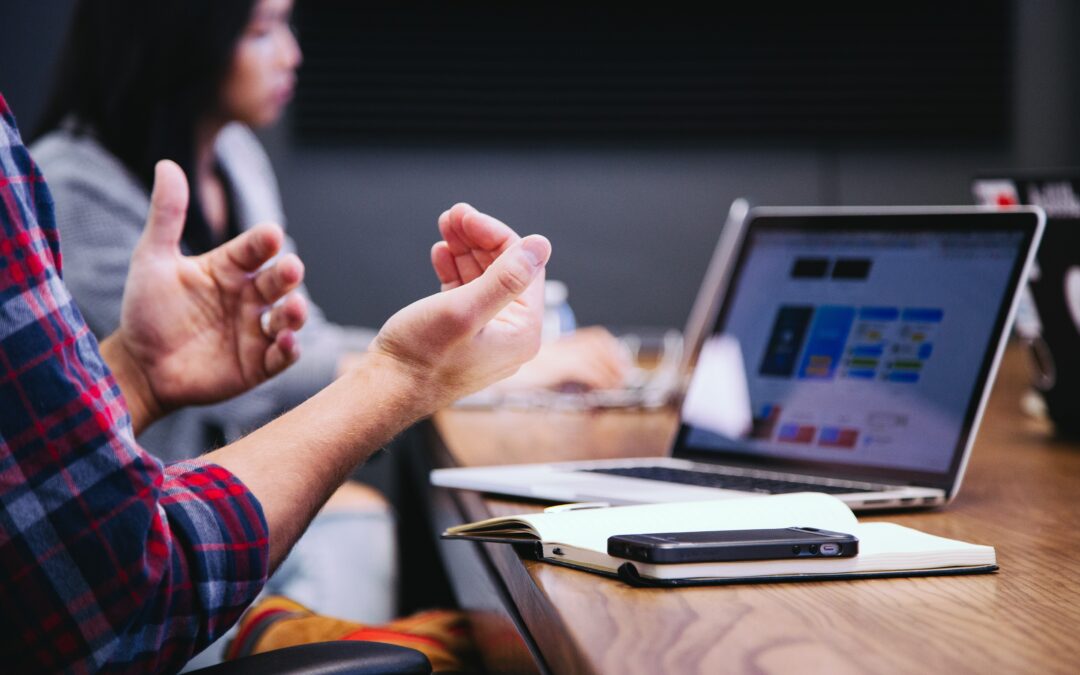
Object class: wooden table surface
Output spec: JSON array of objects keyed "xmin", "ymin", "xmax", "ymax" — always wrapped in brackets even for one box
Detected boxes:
[{"xmin": 431, "ymin": 345, "xmax": 1080, "ymax": 674}]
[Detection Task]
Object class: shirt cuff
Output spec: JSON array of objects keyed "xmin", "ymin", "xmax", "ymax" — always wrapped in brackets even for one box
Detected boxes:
[{"xmin": 160, "ymin": 460, "xmax": 270, "ymax": 645}]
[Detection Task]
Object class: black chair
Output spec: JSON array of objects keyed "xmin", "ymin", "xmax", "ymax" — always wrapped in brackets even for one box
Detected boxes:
[{"xmin": 185, "ymin": 640, "xmax": 432, "ymax": 675}]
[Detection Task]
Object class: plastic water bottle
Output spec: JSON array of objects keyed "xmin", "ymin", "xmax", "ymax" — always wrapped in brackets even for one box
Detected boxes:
[{"xmin": 543, "ymin": 280, "xmax": 577, "ymax": 341}]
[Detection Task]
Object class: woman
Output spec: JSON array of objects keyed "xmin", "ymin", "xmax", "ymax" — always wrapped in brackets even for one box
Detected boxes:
[
  {"xmin": 32, "ymin": 0, "xmax": 626, "ymax": 643},
  {"xmin": 33, "ymin": 0, "xmax": 356, "ymax": 461}
]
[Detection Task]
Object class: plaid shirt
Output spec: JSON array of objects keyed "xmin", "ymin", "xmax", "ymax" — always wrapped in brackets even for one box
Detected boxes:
[{"xmin": 0, "ymin": 94, "xmax": 269, "ymax": 673}]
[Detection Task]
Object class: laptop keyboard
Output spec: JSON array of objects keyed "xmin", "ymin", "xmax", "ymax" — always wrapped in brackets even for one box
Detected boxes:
[{"xmin": 581, "ymin": 466, "xmax": 880, "ymax": 495}]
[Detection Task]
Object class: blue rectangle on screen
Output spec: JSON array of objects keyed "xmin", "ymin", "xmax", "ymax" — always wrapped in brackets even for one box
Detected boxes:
[
  {"xmin": 888, "ymin": 371, "xmax": 920, "ymax": 383},
  {"xmin": 901, "ymin": 308, "xmax": 944, "ymax": 323},
  {"xmin": 759, "ymin": 306, "xmax": 815, "ymax": 377},
  {"xmin": 851, "ymin": 345, "xmax": 884, "ymax": 358},
  {"xmin": 797, "ymin": 306, "xmax": 856, "ymax": 380},
  {"xmin": 918, "ymin": 343, "xmax": 934, "ymax": 359},
  {"xmin": 846, "ymin": 369, "xmax": 876, "ymax": 379},
  {"xmin": 858, "ymin": 307, "xmax": 899, "ymax": 321}
]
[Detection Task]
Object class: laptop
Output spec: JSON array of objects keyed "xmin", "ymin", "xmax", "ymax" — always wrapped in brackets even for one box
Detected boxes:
[
  {"xmin": 433, "ymin": 207, "xmax": 1045, "ymax": 511},
  {"xmin": 973, "ymin": 172, "xmax": 1080, "ymax": 435}
]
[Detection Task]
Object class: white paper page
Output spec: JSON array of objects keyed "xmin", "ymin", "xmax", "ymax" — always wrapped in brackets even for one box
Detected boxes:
[
  {"xmin": 549, "ymin": 521, "xmax": 995, "ymax": 579},
  {"xmin": 846, "ymin": 522, "xmax": 995, "ymax": 569}
]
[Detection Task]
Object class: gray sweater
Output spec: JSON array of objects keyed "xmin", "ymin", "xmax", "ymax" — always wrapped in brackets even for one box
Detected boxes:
[{"xmin": 32, "ymin": 124, "xmax": 375, "ymax": 462}]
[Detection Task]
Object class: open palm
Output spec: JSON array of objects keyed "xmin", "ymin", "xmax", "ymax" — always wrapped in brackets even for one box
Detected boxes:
[{"xmin": 116, "ymin": 161, "xmax": 308, "ymax": 412}]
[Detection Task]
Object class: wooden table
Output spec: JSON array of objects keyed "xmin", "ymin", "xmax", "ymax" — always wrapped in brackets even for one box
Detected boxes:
[{"xmin": 428, "ymin": 345, "xmax": 1080, "ymax": 674}]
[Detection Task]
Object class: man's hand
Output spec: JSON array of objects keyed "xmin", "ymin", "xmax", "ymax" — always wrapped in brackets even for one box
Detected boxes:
[
  {"xmin": 368, "ymin": 203, "xmax": 551, "ymax": 412},
  {"xmin": 101, "ymin": 160, "xmax": 308, "ymax": 432},
  {"xmin": 431, "ymin": 204, "xmax": 628, "ymax": 392}
]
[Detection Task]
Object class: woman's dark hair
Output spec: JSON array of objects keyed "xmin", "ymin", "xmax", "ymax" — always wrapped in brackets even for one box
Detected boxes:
[{"xmin": 34, "ymin": 0, "xmax": 259, "ymax": 252}]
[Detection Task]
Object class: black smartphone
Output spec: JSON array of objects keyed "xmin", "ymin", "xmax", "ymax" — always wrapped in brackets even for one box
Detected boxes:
[{"xmin": 607, "ymin": 527, "xmax": 859, "ymax": 564}]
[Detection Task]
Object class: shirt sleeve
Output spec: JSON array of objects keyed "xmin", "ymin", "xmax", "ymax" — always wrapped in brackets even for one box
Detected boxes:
[{"xmin": 0, "ymin": 95, "xmax": 269, "ymax": 673}]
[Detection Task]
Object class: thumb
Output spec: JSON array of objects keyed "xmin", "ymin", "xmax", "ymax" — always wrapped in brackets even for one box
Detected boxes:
[
  {"xmin": 447, "ymin": 234, "xmax": 551, "ymax": 328},
  {"xmin": 139, "ymin": 160, "xmax": 189, "ymax": 252}
]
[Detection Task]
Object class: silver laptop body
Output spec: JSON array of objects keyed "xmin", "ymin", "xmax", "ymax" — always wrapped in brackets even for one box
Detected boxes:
[{"xmin": 433, "ymin": 207, "xmax": 1045, "ymax": 511}]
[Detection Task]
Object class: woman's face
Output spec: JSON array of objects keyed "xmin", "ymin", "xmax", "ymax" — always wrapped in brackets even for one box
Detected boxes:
[{"xmin": 219, "ymin": 0, "xmax": 301, "ymax": 128}]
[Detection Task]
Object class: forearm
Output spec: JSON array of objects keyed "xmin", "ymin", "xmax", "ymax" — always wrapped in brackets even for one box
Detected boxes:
[{"xmin": 206, "ymin": 352, "xmax": 427, "ymax": 567}]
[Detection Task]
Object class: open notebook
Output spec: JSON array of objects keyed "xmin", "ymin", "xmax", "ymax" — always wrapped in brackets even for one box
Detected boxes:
[{"xmin": 443, "ymin": 493, "xmax": 997, "ymax": 587}]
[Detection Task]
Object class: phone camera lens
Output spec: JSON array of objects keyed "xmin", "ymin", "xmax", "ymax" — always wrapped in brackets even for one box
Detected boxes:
[
  {"xmin": 809, "ymin": 544, "xmax": 820, "ymax": 554},
  {"xmin": 791, "ymin": 545, "xmax": 801, "ymax": 554}
]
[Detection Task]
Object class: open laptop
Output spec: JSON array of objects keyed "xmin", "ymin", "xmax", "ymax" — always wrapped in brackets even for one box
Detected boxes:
[
  {"xmin": 973, "ymin": 172, "xmax": 1080, "ymax": 435},
  {"xmin": 433, "ymin": 207, "xmax": 1045, "ymax": 511}
]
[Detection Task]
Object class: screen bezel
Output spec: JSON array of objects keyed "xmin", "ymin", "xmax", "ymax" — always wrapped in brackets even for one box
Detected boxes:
[{"xmin": 671, "ymin": 208, "xmax": 1042, "ymax": 491}]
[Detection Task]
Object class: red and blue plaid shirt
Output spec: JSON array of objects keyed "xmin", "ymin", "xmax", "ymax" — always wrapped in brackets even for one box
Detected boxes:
[{"xmin": 0, "ymin": 94, "xmax": 269, "ymax": 672}]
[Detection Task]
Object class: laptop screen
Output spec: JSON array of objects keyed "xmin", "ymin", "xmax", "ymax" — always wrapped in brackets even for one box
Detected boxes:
[{"xmin": 674, "ymin": 211, "xmax": 1039, "ymax": 488}]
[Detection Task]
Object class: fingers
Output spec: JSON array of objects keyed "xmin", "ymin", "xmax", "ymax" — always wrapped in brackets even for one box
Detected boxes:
[
  {"xmin": 431, "ymin": 241, "xmax": 462, "ymax": 290},
  {"xmin": 444, "ymin": 234, "xmax": 551, "ymax": 330},
  {"xmin": 589, "ymin": 332, "xmax": 633, "ymax": 387},
  {"xmin": 575, "ymin": 327, "xmax": 633, "ymax": 378},
  {"xmin": 460, "ymin": 208, "xmax": 519, "ymax": 253},
  {"xmin": 570, "ymin": 355, "xmax": 626, "ymax": 390},
  {"xmin": 586, "ymin": 352, "xmax": 630, "ymax": 388},
  {"xmin": 139, "ymin": 160, "xmax": 189, "ymax": 252},
  {"xmin": 438, "ymin": 203, "xmax": 479, "ymax": 256},
  {"xmin": 259, "ymin": 285, "xmax": 307, "ymax": 380},
  {"xmin": 439, "ymin": 203, "xmax": 521, "ymax": 285},
  {"xmin": 532, "ymin": 328, "xmax": 630, "ymax": 390},
  {"xmin": 212, "ymin": 222, "xmax": 286, "ymax": 275},
  {"xmin": 264, "ymin": 328, "xmax": 301, "ymax": 377},
  {"xmin": 264, "ymin": 292, "xmax": 308, "ymax": 335},
  {"xmin": 447, "ymin": 235, "xmax": 483, "ymax": 284},
  {"xmin": 253, "ymin": 252, "xmax": 305, "ymax": 304},
  {"xmin": 563, "ymin": 365, "xmax": 621, "ymax": 391}
]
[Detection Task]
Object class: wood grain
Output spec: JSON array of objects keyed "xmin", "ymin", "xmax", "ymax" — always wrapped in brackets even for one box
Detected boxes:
[{"xmin": 433, "ymin": 345, "xmax": 1080, "ymax": 674}]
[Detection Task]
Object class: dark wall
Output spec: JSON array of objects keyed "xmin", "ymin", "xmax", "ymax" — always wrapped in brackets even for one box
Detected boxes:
[
  {"xmin": 3, "ymin": 1, "xmax": 1078, "ymax": 330},
  {"xmin": 0, "ymin": 0, "xmax": 73, "ymax": 134}
]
